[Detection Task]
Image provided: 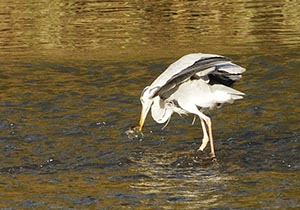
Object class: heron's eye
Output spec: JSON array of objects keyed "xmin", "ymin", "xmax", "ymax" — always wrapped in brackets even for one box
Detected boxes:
[{"xmin": 140, "ymin": 98, "xmax": 144, "ymax": 103}]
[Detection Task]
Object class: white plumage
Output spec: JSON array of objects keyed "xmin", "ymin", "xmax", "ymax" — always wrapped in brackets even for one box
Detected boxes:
[{"xmin": 139, "ymin": 53, "xmax": 245, "ymax": 158}]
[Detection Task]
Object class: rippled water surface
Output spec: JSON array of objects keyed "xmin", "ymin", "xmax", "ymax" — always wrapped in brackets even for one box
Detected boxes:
[{"xmin": 0, "ymin": 0, "xmax": 300, "ymax": 209}]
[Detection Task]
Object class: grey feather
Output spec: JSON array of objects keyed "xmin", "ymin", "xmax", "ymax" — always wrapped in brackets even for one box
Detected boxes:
[{"xmin": 152, "ymin": 56, "xmax": 230, "ymax": 98}]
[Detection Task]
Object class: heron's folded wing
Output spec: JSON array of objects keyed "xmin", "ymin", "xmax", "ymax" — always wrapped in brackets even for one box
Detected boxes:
[
  {"xmin": 152, "ymin": 56, "xmax": 231, "ymax": 98},
  {"xmin": 208, "ymin": 62, "xmax": 246, "ymax": 86}
]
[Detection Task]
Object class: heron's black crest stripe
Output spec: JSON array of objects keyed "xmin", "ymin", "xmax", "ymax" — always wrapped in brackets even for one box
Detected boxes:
[{"xmin": 152, "ymin": 56, "xmax": 230, "ymax": 98}]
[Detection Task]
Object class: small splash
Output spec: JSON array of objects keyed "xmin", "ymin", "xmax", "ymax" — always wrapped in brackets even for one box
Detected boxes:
[
  {"xmin": 96, "ymin": 121, "xmax": 106, "ymax": 127},
  {"xmin": 125, "ymin": 125, "xmax": 144, "ymax": 140}
]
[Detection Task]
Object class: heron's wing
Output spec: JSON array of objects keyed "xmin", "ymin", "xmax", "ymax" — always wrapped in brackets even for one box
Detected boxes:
[
  {"xmin": 150, "ymin": 53, "xmax": 221, "ymax": 88},
  {"xmin": 152, "ymin": 56, "xmax": 231, "ymax": 98}
]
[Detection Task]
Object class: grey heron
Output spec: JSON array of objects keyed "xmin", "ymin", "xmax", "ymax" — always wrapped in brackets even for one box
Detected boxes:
[{"xmin": 139, "ymin": 53, "xmax": 245, "ymax": 158}]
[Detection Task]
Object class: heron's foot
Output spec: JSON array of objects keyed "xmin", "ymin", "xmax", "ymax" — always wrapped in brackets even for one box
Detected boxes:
[
  {"xmin": 195, "ymin": 148, "xmax": 215, "ymax": 160},
  {"xmin": 208, "ymin": 152, "xmax": 218, "ymax": 163},
  {"xmin": 198, "ymin": 137, "xmax": 209, "ymax": 151},
  {"xmin": 211, "ymin": 154, "xmax": 217, "ymax": 160},
  {"xmin": 198, "ymin": 139, "xmax": 208, "ymax": 152},
  {"xmin": 197, "ymin": 147, "xmax": 203, "ymax": 152}
]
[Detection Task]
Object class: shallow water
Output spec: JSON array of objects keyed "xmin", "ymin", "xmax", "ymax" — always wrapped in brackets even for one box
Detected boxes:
[{"xmin": 0, "ymin": 0, "xmax": 300, "ymax": 209}]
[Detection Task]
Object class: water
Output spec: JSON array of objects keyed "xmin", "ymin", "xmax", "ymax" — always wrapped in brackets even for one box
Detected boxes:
[{"xmin": 0, "ymin": 0, "xmax": 300, "ymax": 209}]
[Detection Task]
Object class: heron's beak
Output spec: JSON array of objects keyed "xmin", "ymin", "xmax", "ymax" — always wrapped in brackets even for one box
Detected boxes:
[
  {"xmin": 139, "ymin": 103, "xmax": 151, "ymax": 131},
  {"xmin": 139, "ymin": 114, "xmax": 145, "ymax": 131}
]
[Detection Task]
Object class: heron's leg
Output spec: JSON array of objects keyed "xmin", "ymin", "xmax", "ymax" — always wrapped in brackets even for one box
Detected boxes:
[
  {"xmin": 206, "ymin": 116, "xmax": 216, "ymax": 158},
  {"xmin": 195, "ymin": 111, "xmax": 216, "ymax": 158},
  {"xmin": 198, "ymin": 119, "xmax": 209, "ymax": 151}
]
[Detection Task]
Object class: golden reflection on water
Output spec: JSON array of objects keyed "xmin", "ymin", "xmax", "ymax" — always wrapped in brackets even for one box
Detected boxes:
[
  {"xmin": 128, "ymin": 151, "xmax": 234, "ymax": 209},
  {"xmin": 0, "ymin": 0, "xmax": 300, "ymax": 209},
  {"xmin": 4, "ymin": 155, "xmax": 298, "ymax": 209},
  {"xmin": 0, "ymin": 0, "xmax": 299, "ymax": 61}
]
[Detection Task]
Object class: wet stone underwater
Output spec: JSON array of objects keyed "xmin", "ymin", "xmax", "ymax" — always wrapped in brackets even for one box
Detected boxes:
[{"xmin": 0, "ymin": 0, "xmax": 300, "ymax": 209}]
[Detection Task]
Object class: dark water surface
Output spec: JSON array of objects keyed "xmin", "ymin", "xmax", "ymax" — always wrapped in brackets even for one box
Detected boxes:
[{"xmin": 0, "ymin": 0, "xmax": 300, "ymax": 209}]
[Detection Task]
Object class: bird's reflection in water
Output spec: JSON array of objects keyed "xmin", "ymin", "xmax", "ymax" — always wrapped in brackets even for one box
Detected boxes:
[{"xmin": 128, "ymin": 150, "xmax": 234, "ymax": 208}]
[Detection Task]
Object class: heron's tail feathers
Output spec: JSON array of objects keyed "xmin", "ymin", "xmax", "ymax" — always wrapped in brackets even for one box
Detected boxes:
[{"xmin": 211, "ymin": 84, "xmax": 245, "ymax": 104}]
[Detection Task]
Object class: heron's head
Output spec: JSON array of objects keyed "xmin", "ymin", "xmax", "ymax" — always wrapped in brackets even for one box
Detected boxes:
[{"xmin": 139, "ymin": 86, "xmax": 156, "ymax": 131}]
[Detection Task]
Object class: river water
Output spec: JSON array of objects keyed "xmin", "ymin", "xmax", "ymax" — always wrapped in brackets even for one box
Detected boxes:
[{"xmin": 0, "ymin": 0, "xmax": 299, "ymax": 209}]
